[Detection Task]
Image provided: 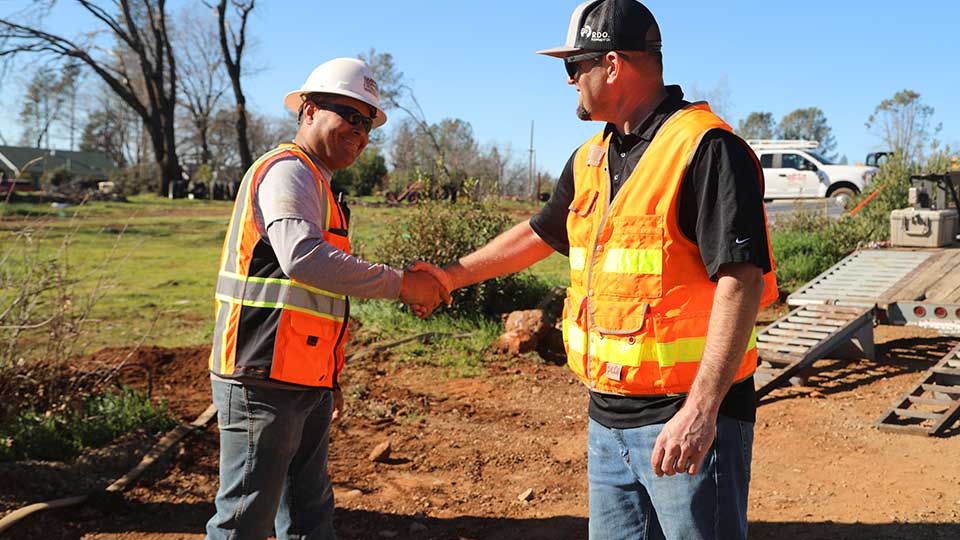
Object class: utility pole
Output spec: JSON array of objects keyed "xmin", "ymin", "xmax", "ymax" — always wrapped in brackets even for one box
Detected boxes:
[{"xmin": 528, "ymin": 120, "xmax": 535, "ymax": 202}]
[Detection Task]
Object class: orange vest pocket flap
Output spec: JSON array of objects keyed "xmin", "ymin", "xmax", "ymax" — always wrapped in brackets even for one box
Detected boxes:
[{"xmin": 569, "ymin": 189, "xmax": 599, "ymax": 218}]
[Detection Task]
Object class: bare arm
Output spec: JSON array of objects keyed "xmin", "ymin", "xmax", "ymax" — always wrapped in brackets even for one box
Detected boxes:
[
  {"xmin": 443, "ymin": 219, "xmax": 556, "ymax": 289},
  {"xmin": 651, "ymin": 262, "xmax": 765, "ymax": 476}
]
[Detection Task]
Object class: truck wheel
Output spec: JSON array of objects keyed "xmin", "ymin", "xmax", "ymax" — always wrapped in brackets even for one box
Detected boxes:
[{"xmin": 828, "ymin": 187, "xmax": 856, "ymax": 209}]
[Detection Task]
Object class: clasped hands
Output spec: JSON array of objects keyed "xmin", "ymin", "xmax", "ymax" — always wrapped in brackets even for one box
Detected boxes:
[{"xmin": 399, "ymin": 261, "xmax": 455, "ymax": 318}]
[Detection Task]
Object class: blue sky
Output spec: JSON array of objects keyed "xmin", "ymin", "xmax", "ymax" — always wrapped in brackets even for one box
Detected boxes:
[{"xmin": 2, "ymin": 0, "xmax": 958, "ymax": 176}]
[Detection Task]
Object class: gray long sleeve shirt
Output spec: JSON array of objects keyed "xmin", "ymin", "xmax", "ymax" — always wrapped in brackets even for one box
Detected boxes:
[{"xmin": 256, "ymin": 154, "xmax": 403, "ymax": 299}]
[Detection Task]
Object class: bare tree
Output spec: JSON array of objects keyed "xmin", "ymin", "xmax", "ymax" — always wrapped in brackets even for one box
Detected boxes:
[
  {"xmin": 687, "ymin": 76, "xmax": 732, "ymax": 120},
  {"xmin": 361, "ymin": 49, "xmax": 457, "ymax": 184},
  {"xmin": 866, "ymin": 89, "xmax": 940, "ymax": 164},
  {"xmin": 211, "ymin": 0, "xmax": 255, "ymax": 171},
  {"xmin": 80, "ymin": 80, "xmax": 141, "ymax": 167},
  {"xmin": 175, "ymin": 7, "xmax": 228, "ymax": 166},
  {"xmin": 18, "ymin": 64, "xmax": 65, "ymax": 148},
  {"xmin": 0, "ymin": 0, "xmax": 183, "ymax": 195}
]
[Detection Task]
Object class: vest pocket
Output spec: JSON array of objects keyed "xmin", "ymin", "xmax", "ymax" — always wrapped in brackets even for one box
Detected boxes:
[
  {"xmin": 271, "ymin": 309, "xmax": 340, "ymax": 386},
  {"xmin": 597, "ymin": 215, "xmax": 663, "ymax": 298},
  {"xmin": 568, "ymin": 188, "xmax": 599, "ymax": 218}
]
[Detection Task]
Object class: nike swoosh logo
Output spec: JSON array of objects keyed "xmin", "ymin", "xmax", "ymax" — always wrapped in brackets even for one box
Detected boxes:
[{"xmin": 735, "ymin": 237, "xmax": 751, "ymax": 245}]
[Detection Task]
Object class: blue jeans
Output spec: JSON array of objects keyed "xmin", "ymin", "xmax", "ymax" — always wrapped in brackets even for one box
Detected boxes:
[
  {"xmin": 587, "ymin": 415, "xmax": 753, "ymax": 540},
  {"xmin": 205, "ymin": 380, "xmax": 336, "ymax": 540}
]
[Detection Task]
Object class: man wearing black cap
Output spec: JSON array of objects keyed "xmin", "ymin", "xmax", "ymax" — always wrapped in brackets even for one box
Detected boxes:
[{"xmin": 413, "ymin": 1, "xmax": 777, "ymax": 538}]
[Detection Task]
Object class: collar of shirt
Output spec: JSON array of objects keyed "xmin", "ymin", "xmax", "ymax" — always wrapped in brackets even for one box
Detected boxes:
[
  {"xmin": 602, "ymin": 85, "xmax": 687, "ymax": 150},
  {"xmin": 292, "ymin": 141, "xmax": 334, "ymax": 182}
]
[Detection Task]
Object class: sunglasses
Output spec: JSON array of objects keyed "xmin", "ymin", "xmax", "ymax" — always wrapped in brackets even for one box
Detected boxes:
[
  {"xmin": 564, "ymin": 52, "xmax": 605, "ymax": 79},
  {"xmin": 311, "ymin": 102, "xmax": 374, "ymax": 134},
  {"xmin": 563, "ymin": 51, "xmax": 634, "ymax": 79}
]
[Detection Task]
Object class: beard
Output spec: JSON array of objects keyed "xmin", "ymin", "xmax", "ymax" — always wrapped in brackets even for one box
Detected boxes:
[{"xmin": 576, "ymin": 104, "xmax": 591, "ymax": 121}]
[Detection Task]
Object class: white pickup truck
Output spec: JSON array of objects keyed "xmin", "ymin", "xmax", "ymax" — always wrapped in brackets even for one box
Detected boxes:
[{"xmin": 748, "ymin": 140, "xmax": 879, "ymax": 208}]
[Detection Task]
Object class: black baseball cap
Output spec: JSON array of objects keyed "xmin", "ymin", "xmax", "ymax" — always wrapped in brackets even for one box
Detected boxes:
[{"xmin": 536, "ymin": 0, "xmax": 662, "ymax": 60}]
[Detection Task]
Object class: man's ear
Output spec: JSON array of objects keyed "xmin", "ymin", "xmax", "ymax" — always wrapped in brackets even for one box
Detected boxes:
[
  {"xmin": 605, "ymin": 51, "xmax": 627, "ymax": 84},
  {"xmin": 300, "ymin": 101, "xmax": 316, "ymax": 124}
]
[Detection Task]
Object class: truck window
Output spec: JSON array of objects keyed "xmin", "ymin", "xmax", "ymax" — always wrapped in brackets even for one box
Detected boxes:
[
  {"xmin": 760, "ymin": 154, "xmax": 773, "ymax": 168},
  {"xmin": 782, "ymin": 153, "xmax": 812, "ymax": 170}
]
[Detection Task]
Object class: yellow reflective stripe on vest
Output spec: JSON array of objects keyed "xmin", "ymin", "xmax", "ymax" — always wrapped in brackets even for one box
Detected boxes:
[
  {"xmin": 601, "ymin": 248, "xmax": 662, "ymax": 275},
  {"xmin": 569, "ymin": 247, "xmax": 586, "ymax": 271},
  {"xmin": 216, "ymin": 271, "xmax": 346, "ymax": 322},
  {"xmin": 565, "ymin": 322, "xmax": 758, "ymax": 367},
  {"xmin": 564, "ymin": 319, "xmax": 587, "ymax": 354}
]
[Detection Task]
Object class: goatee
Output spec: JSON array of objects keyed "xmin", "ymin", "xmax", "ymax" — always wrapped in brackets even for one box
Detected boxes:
[{"xmin": 576, "ymin": 104, "xmax": 591, "ymax": 121}]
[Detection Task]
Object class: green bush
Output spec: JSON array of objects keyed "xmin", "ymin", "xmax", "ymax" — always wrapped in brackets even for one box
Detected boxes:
[
  {"xmin": 373, "ymin": 201, "xmax": 552, "ymax": 316},
  {"xmin": 0, "ymin": 387, "xmax": 176, "ymax": 462},
  {"xmin": 108, "ymin": 163, "xmax": 161, "ymax": 197},
  {"xmin": 332, "ymin": 147, "xmax": 388, "ymax": 196},
  {"xmin": 770, "ymin": 150, "xmax": 954, "ymax": 292},
  {"xmin": 40, "ymin": 165, "xmax": 73, "ymax": 190}
]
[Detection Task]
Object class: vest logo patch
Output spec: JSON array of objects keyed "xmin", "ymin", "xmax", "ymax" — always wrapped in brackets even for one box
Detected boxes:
[
  {"xmin": 605, "ymin": 362, "xmax": 622, "ymax": 382},
  {"xmin": 586, "ymin": 145, "xmax": 605, "ymax": 167},
  {"xmin": 306, "ymin": 335, "xmax": 319, "ymax": 347}
]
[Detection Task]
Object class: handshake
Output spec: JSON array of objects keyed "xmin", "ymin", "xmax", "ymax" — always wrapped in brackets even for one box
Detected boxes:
[{"xmin": 398, "ymin": 261, "xmax": 456, "ymax": 319}]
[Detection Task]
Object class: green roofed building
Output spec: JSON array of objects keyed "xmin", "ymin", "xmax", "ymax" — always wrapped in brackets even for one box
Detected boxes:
[{"xmin": 0, "ymin": 145, "xmax": 115, "ymax": 185}]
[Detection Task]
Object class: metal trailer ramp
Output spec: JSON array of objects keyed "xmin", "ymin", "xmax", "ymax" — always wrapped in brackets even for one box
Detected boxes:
[
  {"xmin": 787, "ymin": 250, "xmax": 935, "ymax": 308},
  {"xmin": 755, "ymin": 304, "xmax": 875, "ymax": 399},
  {"xmin": 876, "ymin": 343, "xmax": 960, "ymax": 436}
]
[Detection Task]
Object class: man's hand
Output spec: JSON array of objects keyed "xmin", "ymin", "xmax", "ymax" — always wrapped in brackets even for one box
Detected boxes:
[
  {"xmin": 399, "ymin": 268, "xmax": 448, "ymax": 318},
  {"xmin": 650, "ymin": 403, "xmax": 716, "ymax": 476},
  {"xmin": 331, "ymin": 389, "xmax": 344, "ymax": 422},
  {"xmin": 408, "ymin": 260, "xmax": 454, "ymax": 295}
]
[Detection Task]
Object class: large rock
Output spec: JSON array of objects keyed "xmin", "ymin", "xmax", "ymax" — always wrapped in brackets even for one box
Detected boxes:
[{"xmin": 493, "ymin": 309, "xmax": 551, "ymax": 354}]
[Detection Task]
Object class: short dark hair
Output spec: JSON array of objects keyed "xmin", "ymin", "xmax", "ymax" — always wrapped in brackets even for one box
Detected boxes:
[{"xmin": 297, "ymin": 92, "xmax": 331, "ymax": 124}]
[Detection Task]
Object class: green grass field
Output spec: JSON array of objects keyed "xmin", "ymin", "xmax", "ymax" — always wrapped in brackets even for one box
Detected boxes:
[{"xmin": 0, "ymin": 196, "xmax": 562, "ymax": 370}]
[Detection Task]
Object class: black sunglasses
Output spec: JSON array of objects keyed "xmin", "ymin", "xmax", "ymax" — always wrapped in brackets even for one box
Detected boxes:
[
  {"xmin": 563, "ymin": 51, "xmax": 633, "ymax": 79},
  {"xmin": 311, "ymin": 102, "xmax": 374, "ymax": 134},
  {"xmin": 564, "ymin": 52, "xmax": 605, "ymax": 79}
]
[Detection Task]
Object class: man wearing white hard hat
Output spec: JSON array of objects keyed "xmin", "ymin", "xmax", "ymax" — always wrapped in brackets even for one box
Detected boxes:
[{"xmin": 205, "ymin": 58, "xmax": 447, "ymax": 540}]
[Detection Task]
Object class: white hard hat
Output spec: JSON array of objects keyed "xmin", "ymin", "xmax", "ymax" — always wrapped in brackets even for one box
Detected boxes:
[{"xmin": 284, "ymin": 58, "xmax": 387, "ymax": 129}]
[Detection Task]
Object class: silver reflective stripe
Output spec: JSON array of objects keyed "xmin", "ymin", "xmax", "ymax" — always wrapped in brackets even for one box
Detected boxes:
[
  {"xmin": 216, "ymin": 272, "xmax": 346, "ymax": 321},
  {"xmin": 211, "ymin": 299, "xmax": 231, "ymax": 373},
  {"xmin": 222, "ymin": 168, "xmax": 255, "ymax": 273}
]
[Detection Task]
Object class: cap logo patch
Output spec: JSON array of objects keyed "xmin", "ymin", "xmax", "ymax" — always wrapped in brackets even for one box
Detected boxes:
[
  {"xmin": 363, "ymin": 76, "xmax": 379, "ymax": 98},
  {"xmin": 580, "ymin": 24, "xmax": 610, "ymax": 42}
]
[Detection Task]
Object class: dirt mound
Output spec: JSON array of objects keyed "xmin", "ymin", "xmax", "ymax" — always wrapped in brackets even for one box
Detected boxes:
[{"xmin": 77, "ymin": 345, "xmax": 212, "ymax": 419}]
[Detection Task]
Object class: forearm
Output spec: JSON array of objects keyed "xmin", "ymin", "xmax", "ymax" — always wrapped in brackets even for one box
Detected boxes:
[
  {"xmin": 444, "ymin": 219, "xmax": 555, "ymax": 289},
  {"xmin": 267, "ymin": 219, "xmax": 403, "ymax": 299},
  {"xmin": 685, "ymin": 264, "xmax": 765, "ymax": 415}
]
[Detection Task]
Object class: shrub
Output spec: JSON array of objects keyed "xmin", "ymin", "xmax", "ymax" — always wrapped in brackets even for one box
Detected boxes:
[
  {"xmin": 40, "ymin": 165, "xmax": 73, "ymax": 190},
  {"xmin": 373, "ymin": 201, "xmax": 552, "ymax": 316},
  {"xmin": 108, "ymin": 163, "xmax": 161, "ymax": 197},
  {"xmin": 0, "ymin": 387, "xmax": 176, "ymax": 462}
]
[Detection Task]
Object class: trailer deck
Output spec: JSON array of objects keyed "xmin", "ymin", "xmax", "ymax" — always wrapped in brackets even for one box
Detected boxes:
[{"xmin": 786, "ymin": 246, "xmax": 960, "ymax": 331}]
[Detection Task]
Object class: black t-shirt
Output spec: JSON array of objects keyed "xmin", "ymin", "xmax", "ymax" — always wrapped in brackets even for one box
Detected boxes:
[{"xmin": 529, "ymin": 85, "xmax": 772, "ymax": 429}]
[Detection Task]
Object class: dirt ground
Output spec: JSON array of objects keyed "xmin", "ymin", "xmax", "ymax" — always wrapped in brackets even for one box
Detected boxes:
[{"xmin": 2, "ymin": 309, "xmax": 960, "ymax": 540}]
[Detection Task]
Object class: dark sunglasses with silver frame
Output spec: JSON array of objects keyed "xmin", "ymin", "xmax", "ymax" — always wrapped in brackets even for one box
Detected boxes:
[{"xmin": 302, "ymin": 98, "xmax": 375, "ymax": 134}]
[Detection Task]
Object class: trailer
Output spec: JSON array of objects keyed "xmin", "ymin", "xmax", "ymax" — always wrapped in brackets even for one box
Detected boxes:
[{"xmin": 755, "ymin": 172, "xmax": 960, "ymax": 435}]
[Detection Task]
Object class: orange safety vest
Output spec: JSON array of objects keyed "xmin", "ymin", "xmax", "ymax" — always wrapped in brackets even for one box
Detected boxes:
[
  {"xmin": 563, "ymin": 103, "xmax": 779, "ymax": 396},
  {"xmin": 209, "ymin": 143, "xmax": 351, "ymax": 388}
]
